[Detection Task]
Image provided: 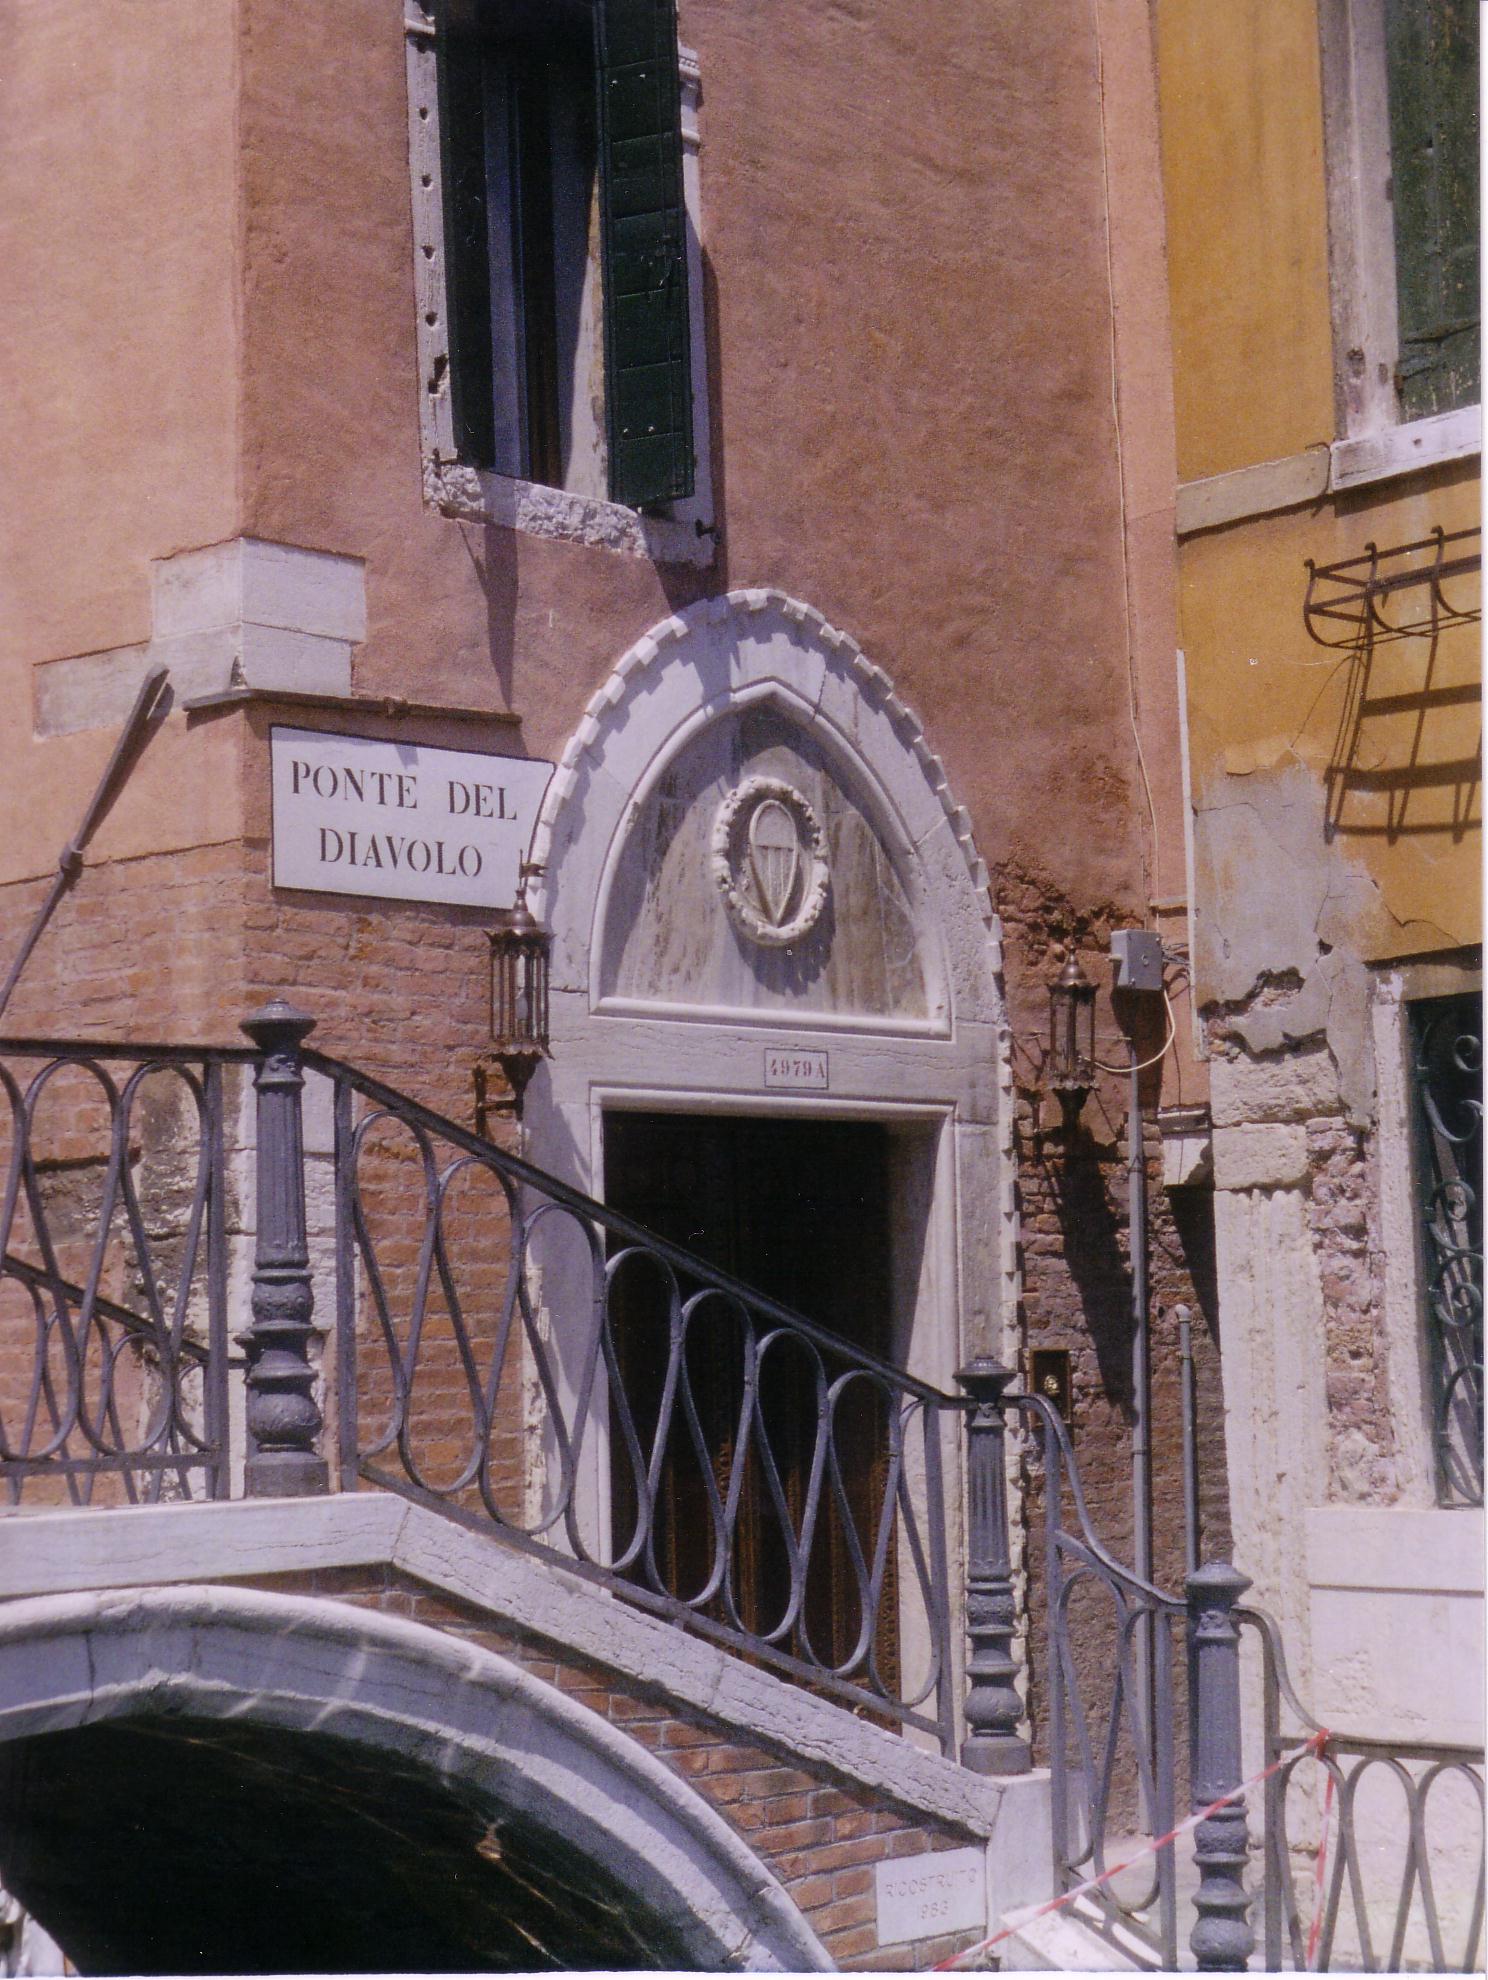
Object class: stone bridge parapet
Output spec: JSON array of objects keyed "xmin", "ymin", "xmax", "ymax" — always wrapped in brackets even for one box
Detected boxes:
[{"xmin": 0, "ymin": 1493, "xmax": 1052, "ymax": 1971}]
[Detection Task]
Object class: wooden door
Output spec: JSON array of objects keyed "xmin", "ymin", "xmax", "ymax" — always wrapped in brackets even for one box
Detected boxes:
[{"xmin": 604, "ymin": 1112, "xmax": 899, "ymax": 1687}]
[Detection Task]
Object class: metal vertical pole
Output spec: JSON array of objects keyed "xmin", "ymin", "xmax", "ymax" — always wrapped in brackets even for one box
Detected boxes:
[
  {"xmin": 239, "ymin": 1000, "xmax": 328, "ymax": 1497},
  {"xmin": 1178, "ymin": 1302, "xmax": 1201, "ymax": 1578},
  {"xmin": 958, "ymin": 1359, "xmax": 1031, "ymax": 1776},
  {"xmin": 203, "ymin": 1059, "xmax": 231, "ymax": 1501},
  {"xmin": 1130, "ymin": 1060, "xmax": 1155, "ymax": 1745},
  {"xmin": 1188, "ymin": 1561, "xmax": 1254, "ymax": 1971},
  {"xmin": 333, "ymin": 1073, "xmax": 360, "ymax": 1495}
]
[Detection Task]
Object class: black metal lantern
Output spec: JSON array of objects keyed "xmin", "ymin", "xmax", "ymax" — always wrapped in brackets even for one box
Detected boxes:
[
  {"xmin": 1048, "ymin": 953, "xmax": 1096, "ymax": 1124},
  {"xmin": 487, "ymin": 889, "xmax": 551, "ymax": 1120}
]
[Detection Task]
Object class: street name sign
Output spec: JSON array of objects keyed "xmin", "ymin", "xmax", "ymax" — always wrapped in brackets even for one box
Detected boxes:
[{"xmin": 270, "ymin": 726, "xmax": 553, "ymax": 910}]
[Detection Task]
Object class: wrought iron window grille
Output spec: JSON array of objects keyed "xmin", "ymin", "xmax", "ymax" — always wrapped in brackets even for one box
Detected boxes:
[{"xmin": 1408, "ymin": 990, "xmax": 1484, "ymax": 1507}]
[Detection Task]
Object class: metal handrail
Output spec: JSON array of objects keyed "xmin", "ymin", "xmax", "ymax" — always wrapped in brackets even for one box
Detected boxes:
[
  {"xmin": 1244, "ymin": 1602, "xmax": 1486, "ymax": 1973},
  {"xmin": 305, "ymin": 1046, "xmax": 960, "ymax": 1408},
  {"xmin": 317, "ymin": 1047, "xmax": 961, "ymax": 1750},
  {"xmin": 0, "ymin": 1040, "xmax": 231, "ymax": 1505}
]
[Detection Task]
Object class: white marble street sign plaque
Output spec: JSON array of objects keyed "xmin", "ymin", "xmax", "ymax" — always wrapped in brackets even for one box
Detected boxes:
[
  {"xmin": 763, "ymin": 1046, "xmax": 829, "ymax": 1091},
  {"xmin": 874, "ymin": 1846, "xmax": 985, "ymax": 1948},
  {"xmin": 270, "ymin": 726, "xmax": 553, "ymax": 910}
]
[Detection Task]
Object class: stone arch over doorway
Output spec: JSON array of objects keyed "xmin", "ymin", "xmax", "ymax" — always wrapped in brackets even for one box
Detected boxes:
[
  {"xmin": 0, "ymin": 1583, "xmax": 831, "ymax": 1973},
  {"xmin": 526, "ymin": 587, "xmax": 1018, "ymax": 1370}
]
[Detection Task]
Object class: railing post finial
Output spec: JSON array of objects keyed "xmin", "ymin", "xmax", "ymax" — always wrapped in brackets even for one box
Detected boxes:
[
  {"xmin": 240, "ymin": 999, "xmax": 328, "ymax": 1498},
  {"xmin": 957, "ymin": 1357, "xmax": 1031, "ymax": 1775},
  {"xmin": 1188, "ymin": 1560, "xmax": 1254, "ymax": 1971}
]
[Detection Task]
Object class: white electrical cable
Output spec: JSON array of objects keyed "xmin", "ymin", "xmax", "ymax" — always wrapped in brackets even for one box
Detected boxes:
[{"xmin": 1093, "ymin": 984, "xmax": 1178, "ymax": 1076}]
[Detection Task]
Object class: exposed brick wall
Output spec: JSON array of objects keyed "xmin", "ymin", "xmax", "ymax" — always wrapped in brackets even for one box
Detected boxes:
[
  {"xmin": 994, "ymin": 861, "xmax": 1230, "ymax": 1827},
  {"xmin": 1308, "ymin": 1117, "xmax": 1396, "ymax": 1504},
  {"xmin": 0, "ymin": 842, "xmax": 249, "ymax": 1044},
  {"xmin": 234, "ymin": 1564, "xmax": 989, "ymax": 1971}
]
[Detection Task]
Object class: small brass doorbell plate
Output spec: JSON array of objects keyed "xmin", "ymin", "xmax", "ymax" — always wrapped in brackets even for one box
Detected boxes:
[{"xmin": 1029, "ymin": 1346, "xmax": 1073, "ymax": 1424}]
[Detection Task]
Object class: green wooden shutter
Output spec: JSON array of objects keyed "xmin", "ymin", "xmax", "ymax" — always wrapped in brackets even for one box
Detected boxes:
[
  {"xmin": 594, "ymin": 0, "xmax": 694, "ymax": 508},
  {"xmin": 1385, "ymin": 0, "xmax": 1480, "ymax": 420},
  {"xmin": 436, "ymin": 2, "xmax": 498, "ymax": 469}
]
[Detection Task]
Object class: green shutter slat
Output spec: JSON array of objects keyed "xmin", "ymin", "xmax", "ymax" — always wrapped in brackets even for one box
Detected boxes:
[
  {"xmin": 435, "ymin": 2, "xmax": 498, "ymax": 469},
  {"xmin": 595, "ymin": 0, "xmax": 694, "ymax": 508},
  {"xmin": 1384, "ymin": 0, "xmax": 1480, "ymax": 420}
]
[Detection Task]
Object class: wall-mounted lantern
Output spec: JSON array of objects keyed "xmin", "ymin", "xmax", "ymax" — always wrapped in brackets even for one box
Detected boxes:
[
  {"xmin": 486, "ymin": 880, "xmax": 551, "ymax": 1121},
  {"xmin": 1047, "ymin": 953, "xmax": 1096, "ymax": 1126}
]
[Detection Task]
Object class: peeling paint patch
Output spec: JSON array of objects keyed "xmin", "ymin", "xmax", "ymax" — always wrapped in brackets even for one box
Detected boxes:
[{"xmin": 1192, "ymin": 757, "xmax": 1457, "ymax": 1126}]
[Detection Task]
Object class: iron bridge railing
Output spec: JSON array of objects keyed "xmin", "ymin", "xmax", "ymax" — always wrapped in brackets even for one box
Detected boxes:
[{"xmin": 0, "ymin": 1005, "xmax": 1483, "ymax": 1973}]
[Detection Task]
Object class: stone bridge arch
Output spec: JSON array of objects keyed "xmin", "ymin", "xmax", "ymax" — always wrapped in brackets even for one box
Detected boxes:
[{"xmin": 0, "ymin": 1583, "xmax": 831, "ymax": 1973}]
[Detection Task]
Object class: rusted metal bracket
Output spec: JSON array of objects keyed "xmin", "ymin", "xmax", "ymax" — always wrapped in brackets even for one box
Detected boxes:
[
  {"xmin": 1304, "ymin": 525, "xmax": 1481, "ymax": 648},
  {"xmin": 0, "ymin": 663, "xmax": 170, "ymax": 1022}
]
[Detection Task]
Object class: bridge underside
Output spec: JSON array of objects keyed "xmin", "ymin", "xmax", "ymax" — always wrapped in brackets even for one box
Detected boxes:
[{"xmin": 0, "ymin": 1715, "xmax": 689, "ymax": 1974}]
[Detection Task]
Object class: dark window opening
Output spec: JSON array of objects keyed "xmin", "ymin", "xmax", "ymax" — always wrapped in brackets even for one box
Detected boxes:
[
  {"xmin": 436, "ymin": 0, "xmax": 694, "ymax": 509},
  {"xmin": 1384, "ymin": 0, "xmax": 1480, "ymax": 418}
]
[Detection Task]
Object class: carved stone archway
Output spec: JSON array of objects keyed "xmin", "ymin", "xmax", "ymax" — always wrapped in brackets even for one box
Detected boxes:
[
  {"xmin": 0, "ymin": 1583, "xmax": 831, "ymax": 1972},
  {"xmin": 526, "ymin": 587, "xmax": 1017, "ymax": 1376}
]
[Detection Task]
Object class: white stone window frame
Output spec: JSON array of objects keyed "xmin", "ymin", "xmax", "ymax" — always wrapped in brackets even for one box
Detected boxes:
[
  {"xmin": 1372, "ymin": 955, "xmax": 1483, "ymax": 1508},
  {"xmin": 404, "ymin": 4, "xmax": 715, "ymax": 567},
  {"xmin": 1317, "ymin": 0, "xmax": 1480, "ymax": 491}
]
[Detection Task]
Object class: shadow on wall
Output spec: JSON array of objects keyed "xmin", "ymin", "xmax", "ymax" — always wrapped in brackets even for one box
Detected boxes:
[
  {"xmin": 1303, "ymin": 525, "xmax": 1482, "ymax": 846},
  {"xmin": 657, "ymin": 248, "xmax": 728, "ymax": 616},
  {"xmin": 1041, "ymin": 1132, "xmax": 1135, "ymax": 1411}
]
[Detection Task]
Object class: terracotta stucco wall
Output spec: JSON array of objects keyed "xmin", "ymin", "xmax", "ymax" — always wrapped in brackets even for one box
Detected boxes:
[
  {"xmin": 233, "ymin": 0, "xmax": 1151, "ymax": 918},
  {"xmin": 0, "ymin": 0, "xmax": 245, "ymax": 896}
]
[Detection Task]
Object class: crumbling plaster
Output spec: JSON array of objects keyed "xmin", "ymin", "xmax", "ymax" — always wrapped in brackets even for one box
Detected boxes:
[{"xmin": 1194, "ymin": 754, "xmax": 1459, "ymax": 1127}]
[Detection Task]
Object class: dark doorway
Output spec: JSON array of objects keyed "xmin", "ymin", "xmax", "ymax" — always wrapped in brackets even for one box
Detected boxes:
[
  {"xmin": 0, "ymin": 1717, "xmax": 692, "ymax": 1973},
  {"xmin": 603, "ymin": 1111, "xmax": 899, "ymax": 1685}
]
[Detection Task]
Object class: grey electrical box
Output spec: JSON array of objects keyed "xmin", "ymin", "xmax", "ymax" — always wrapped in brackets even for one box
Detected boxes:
[{"xmin": 1110, "ymin": 928, "xmax": 1165, "ymax": 992}]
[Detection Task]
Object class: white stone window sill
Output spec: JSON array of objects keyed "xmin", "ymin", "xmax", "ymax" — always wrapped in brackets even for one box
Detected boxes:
[
  {"xmin": 1175, "ymin": 403, "xmax": 1480, "ymax": 536},
  {"xmin": 423, "ymin": 457, "xmax": 716, "ymax": 569},
  {"xmin": 1330, "ymin": 402, "xmax": 1481, "ymax": 491}
]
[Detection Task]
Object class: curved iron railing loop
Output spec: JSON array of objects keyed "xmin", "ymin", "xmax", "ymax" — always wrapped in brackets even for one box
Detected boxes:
[
  {"xmin": 83, "ymin": 1060, "xmax": 216, "ymax": 1469},
  {"xmin": 0, "ymin": 1040, "xmax": 234, "ymax": 1505},
  {"xmin": 596, "ymin": 1243, "xmax": 673, "ymax": 1572},
  {"xmin": 840, "ymin": 1370, "xmax": 902, "ymax": 1694},
  {"xmin": 751, "ymin": 1324, "xmax": 830, "ymax": 1657},
  {"xmin": 1243, "ymin": 1601, "xmax": 1486, "ymax": 1973},
  {"xmin": 512, "ymin": 1196, "xmax": 608, "ymax": 1546},
  {"xmin": 468, "ymin": 1163, "xmax": 543, "ymax": 1531},
  {"xmin": 1012, "ymin": 1389, "xmax": 1185, "ymax": 1963},
  {"xmin": 317, "ymin": 1045, "xmax": 956, "ymax": 1744}
]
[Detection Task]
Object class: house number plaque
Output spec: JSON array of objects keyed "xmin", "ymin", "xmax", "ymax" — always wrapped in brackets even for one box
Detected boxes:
[{"xmin": 763, "ymin": 1046, "xmax": 829, "ymax": 1091}]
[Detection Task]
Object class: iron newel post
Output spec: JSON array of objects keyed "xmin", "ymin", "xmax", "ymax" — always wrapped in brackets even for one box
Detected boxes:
[
  {"xmin": 240, "ymin": 1000, "xmax": 328, "ymax": 1498},
  {"xmin": 1188, "ymin": 1561, "xmax": 1254, "ymax": 1971},
  {"xmin": 957, "ymin": 1358, "xmax": 1031, "ymax": 1775}
]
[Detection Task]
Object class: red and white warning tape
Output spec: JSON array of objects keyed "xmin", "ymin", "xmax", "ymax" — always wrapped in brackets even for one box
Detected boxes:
[
  {"xmin": 1305, "ymin": 1758, "xmax": 1337, "ymax": 1971},
  {"xmin": 933, "ymin": 1727, "xmax": 1332, "ymax": 1971}
]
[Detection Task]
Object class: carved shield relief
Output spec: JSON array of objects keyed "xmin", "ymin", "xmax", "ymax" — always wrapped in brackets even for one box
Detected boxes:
[{"xmin": 600, "ymin": 705, "xmax": 929, "ymax": 1020}]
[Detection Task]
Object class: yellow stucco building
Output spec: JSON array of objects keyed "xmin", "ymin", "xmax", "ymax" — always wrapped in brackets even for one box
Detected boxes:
[{"xmin": 1155, "ymin": 0, "xmax": 1481, "ymax": 1920}]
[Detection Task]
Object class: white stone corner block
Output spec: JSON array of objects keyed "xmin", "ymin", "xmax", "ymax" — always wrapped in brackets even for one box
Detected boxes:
[
  {"xmin": 240, "ymin": 538, "xmax": 367, "ymax": 643},
  {"xmin": 1210, "ymin": 1045, "xmax": 1341, "ymax": 1128},
  {"xmin": 236, "ymin": 624, "xmax": 354, "ymax": 696},
  {"xmin": 1211, "ymin": 1121, "xmax": 1310, "ymax": 1192},
  {"xmin": 152, "ymin": 537, "xmax": 367, "ymax": 645}
]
